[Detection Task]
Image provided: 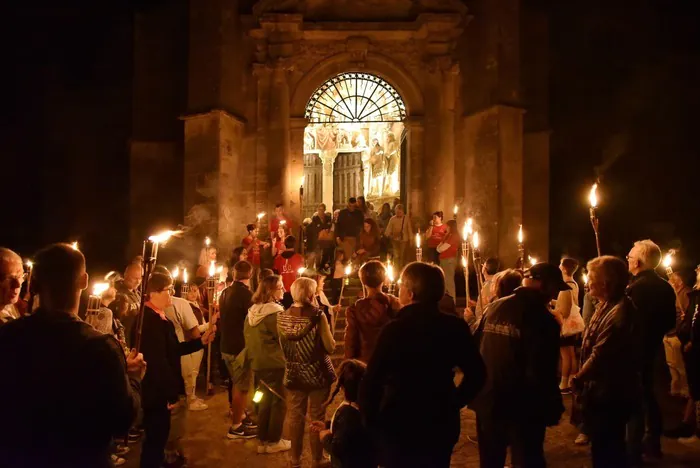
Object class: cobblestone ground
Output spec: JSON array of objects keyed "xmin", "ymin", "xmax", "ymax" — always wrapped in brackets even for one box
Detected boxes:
[{"xmin": 123, "ymin": 387, "xmax": 700, "ymax": 468}]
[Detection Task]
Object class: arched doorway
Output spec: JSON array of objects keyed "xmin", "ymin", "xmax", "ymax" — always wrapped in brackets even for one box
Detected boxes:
[{"xmin": 302, "ymin": 72, "xmax": 407, "ymax": 218}]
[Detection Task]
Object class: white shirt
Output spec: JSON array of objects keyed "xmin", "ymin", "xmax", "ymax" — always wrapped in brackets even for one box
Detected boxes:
[{"xmin": 165, "ymin": 296, "xmax": 200, "ymax": 342}]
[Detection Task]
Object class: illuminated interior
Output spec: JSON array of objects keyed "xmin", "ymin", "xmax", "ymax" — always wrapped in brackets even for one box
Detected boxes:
[{"xmin": 304, "ymin": 73, "xmax": 405, "ymax": 212}]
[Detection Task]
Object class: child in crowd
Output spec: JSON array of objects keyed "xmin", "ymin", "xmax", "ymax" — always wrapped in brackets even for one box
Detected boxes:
[
  {"xmin": 310, "ymin": 360, "xmax": 375, "ymax": 468},
  {"xmin": 329, "ymin": 248, "xmax": 348, "ymax": 305}
]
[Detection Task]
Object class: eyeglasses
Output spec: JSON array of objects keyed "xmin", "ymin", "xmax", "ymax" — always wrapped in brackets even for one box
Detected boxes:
[{"xmin": 158, "ymin": 286, "xmax": 175, "ymax": 295}]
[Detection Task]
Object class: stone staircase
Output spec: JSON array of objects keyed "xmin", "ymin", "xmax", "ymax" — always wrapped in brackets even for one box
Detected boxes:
[{"xmin": 327, "ymin": 278, "xmax": 364, "ymax": 367}]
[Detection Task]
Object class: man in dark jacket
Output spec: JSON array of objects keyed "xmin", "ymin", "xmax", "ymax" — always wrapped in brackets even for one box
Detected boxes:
[
  {"xmin": 360, "ymin": 262, "xmax": 486, "ymax": 468},
  {"xmin": 625, "ymin": 240, "xmax": 677, "ymax": 461},
  {"xmin": 0, "ymin": 243, "xmax": 145, "ymax": 468},
  {"xmin": 219, "ymin": 260, "xmax": 257, "ymax": 439},
  {"xmin": 336, "ymin": 197, "xmax": 365, "ymax": 260},
  {"xmin": 471, "ymin": 262, "xmax": 566, "ymax": 468}
]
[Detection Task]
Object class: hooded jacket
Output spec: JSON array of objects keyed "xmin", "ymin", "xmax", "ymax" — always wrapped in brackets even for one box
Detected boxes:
[
  {"xmin": 244, "ymin": 302, "xmax": 285, "ymax": 371},
  {"xmin": 344, "ymin": 292, "xmax": 400, "ymax": 362}
]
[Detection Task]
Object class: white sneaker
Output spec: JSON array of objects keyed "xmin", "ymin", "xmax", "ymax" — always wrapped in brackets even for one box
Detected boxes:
[
  {"xmin": 678, "ymin": 434, "xmax": 700, "ymax": 446},
  {"xmin": 264, "ymin": 439, "xmax": 292, "ymax": 454},
  {"xmin": 257, "ymin": 444, "xmax": 267, "ymax": 454},
  {"xmin": 111, "ymin": 454, "xmax": 126, "ymax": 466},
  {"xmin": 188, "ymin": 398, "xmax": 208, "ymax": 411}
]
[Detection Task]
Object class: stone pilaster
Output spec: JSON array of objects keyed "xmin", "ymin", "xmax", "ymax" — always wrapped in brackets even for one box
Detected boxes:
[
  {"xmin": 463, "ymin": 105, "xmax": 524, "ymax": 266},
  {"xmin": 405, "ymin": 117, "xmax": 425, "ymax": 219},
  {"xmin": 288, "ymin": 116, "xmax": 308, "ymax": 224},
  {"xmin": 320, "ymin": 150, "xmax": 338, "ymax": 211},
  {"xmin": 253, "ymin": 63, "xmax": 272, "ymax": 223},
  {"xmin": 182, "ymin": 110, "xmax": 246, "ymax": 254}
]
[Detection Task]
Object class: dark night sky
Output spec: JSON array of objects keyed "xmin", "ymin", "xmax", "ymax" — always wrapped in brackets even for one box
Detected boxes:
[{"xmin": 2, "ymin": 0, "xmax": 699, "ymax": 274}]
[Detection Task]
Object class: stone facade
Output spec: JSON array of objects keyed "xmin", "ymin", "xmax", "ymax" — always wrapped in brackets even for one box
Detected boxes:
[{"xmin": 130, "ymin": 0, "xmax": 550, "ymax": 266}]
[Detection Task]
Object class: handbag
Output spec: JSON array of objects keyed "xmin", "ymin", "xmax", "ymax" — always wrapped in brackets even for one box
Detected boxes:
[{"xmin": 561, "ymin": 303, "xmax": 585, "ymax": 337}]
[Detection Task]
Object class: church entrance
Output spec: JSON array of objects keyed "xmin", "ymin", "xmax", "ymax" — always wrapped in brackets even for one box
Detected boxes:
[{"xmin": 302, "ymin": 72, "xmax": 406, "ymax": 219}]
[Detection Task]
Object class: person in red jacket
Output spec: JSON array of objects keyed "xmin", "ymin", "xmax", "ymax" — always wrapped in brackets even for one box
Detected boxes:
[
  {"xmin": 273, "ymin": 235, "xmax": 305, "ymax": 294},
  {"xmin": 344, "ymin": 261, "xmax": 400, "ymax": 363}
]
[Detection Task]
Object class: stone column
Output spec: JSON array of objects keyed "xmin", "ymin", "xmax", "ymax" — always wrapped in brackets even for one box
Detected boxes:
[
  {"xmin": 320, "ymin": 150, "xmax": 337, "ymax": 211},
  {"xmin": 463, "ymin": 105, "xmax": 524, "ymax": 266},
  {"xmin": 253, "ymin": 64, "xmax": 272, "ymax": 224},
  {"xmin": 289, "ymin": 117, "xmax": 308, "ymax": 224},
  {"xmin": 437, "ymin": 58, "xmax": 458, "ymax": 213},
  {"xmin": 405, "ymin": 117, "xmax": 425, "ymax": 218},
  {"xmin": 267, "ymin": 62, "xmax": 291, "ymax": 210},
  {"xmin": 182, "ymin": 110, "xmax": 246, "ymax": 254}
]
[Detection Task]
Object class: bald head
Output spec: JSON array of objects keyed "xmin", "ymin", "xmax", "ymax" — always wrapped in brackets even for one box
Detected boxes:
[
  {"xmin": 123, "ymin": 263, "xmax": 143, "ymax": 291},
  {"xmin": 1, "ymin": 247, "xmax": 24, "ymax": 307}
]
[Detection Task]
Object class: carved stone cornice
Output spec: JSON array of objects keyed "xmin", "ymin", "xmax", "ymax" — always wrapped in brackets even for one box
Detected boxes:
[{"xmin": 179, "ymin": 109, "xmax": 247, "ymax": 127}]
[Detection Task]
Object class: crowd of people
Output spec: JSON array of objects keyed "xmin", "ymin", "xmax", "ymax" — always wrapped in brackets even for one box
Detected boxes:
[{"xmin": 1, "ymin": 198, "xmax": 700, "ymax": 468}]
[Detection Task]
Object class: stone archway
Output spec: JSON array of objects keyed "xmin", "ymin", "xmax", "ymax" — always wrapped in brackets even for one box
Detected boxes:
[
  {"xmin": 290, "ymin": 53, "xmax": 424, "ymax": 218},
  {"xmin": 301, "ymin": 72, "xmax": 408, "ymax": 218}
]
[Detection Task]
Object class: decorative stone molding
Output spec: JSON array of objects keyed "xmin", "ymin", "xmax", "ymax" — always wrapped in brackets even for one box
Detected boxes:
[{"xmin": 346, "ymin": 36, "xmax": 370, "ymax": 67}]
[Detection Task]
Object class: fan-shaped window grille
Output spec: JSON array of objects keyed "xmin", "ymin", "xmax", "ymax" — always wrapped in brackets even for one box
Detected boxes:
[{"xmin": 305, "ymin": 73, "xmax": 406, "ymax": 124}]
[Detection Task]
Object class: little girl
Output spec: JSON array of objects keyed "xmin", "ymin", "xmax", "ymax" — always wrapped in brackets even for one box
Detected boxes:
[
  {"xmin": 310, "ymin": 360, "xmax": 375, "ymax": 468},
  {"xmin": 329, "ymin": 248, "xmax": 348, "ymax": 305}
]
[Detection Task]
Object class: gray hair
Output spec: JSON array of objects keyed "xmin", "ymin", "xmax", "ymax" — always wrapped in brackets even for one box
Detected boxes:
[
  {"xmin": 290, "ymin": 277, "xmax": 317, "ymax": 305},
  {"xmin": 634, "ymin": 239, "xmax": 662, "ymax": 269}
]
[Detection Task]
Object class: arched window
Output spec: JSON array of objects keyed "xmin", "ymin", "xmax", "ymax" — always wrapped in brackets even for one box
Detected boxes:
[{"xmin": 305, "ymin": 72, "xmax": 406, "ymax": 124}]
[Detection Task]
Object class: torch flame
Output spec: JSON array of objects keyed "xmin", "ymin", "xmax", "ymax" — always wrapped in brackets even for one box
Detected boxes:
[
  {"xmin": 205, "ymin": 237, "xmax": 211, "ymax": 247},
  {"xmin": 462, "ymin": 256, "xmax": 467, "ymax": 268},
  {"xmin": 589, "ymin": 184, "xmax": 598, "ymax": 209},
  {"xmin": 71, "ymin": 241, "xmax": 79, "ymax": 251},
  {"xmin": 92, "ymin": 282, "xmax": 110, "ymax": 297},
  {"xmin": 297, "ymin": 267, "xmax": 306, "ymax": 276},
  {"xmin": 217, "ymin": 266, "xmax": 224, "ymax": 274},
  {"xmin": 257, "ymin": 212, "xmax": 266, "ymax": 220},
  {"xmin": 344, "ymin": 265, "xmax": 352, "ymax": 276},
  {"xmin": 472, "ymin": 231, "xmax": 480, "ymax": 249},
  {"xmin": 183, "ymin": 269, "xmax": 188, "ymax": 284},
  {"xmin": 387, "ymin": 263, "xmax": 395, "ymax": 282},
  {"xmin": 172, "ymin": 266, "xmax": 179, "ymax": 280},
  {"xmin": 208, "ymin": 261, "xmax": 216, "ymax": 278},
  {"xmin": 149, "ymin": 230, "xmax": 179, "ymax": 244},
  {"xmin": 300, "ymin": 175, "xmax": 306, "ymax": 188},
  {"xmin": 453, "ymin": 205, "xmax": 458, "ymax": 215},
  {"xmin": 518, "ymin": 225, "xmax": 524, "ymax": 244},
  {"xmin": 583, "ymin": 272, "xmax": 588, "ymax": 285},
  {"xmin": 467, "ymin": 218, "xmax": 473, "ymax": 234},
  {"xmin": 252, "ymin": 390, "xmax": 264, "ymax": 404},
  {"xmin": 462, "ymin": 222, "xmax": 470, "ymax": 242},
  {"xmin": 415, "ymin": 233, "xmax": 421, "ymax": 248},
  {"xmin": 663, "ymin": 251, "xmax": 674, "ymax": 269},
  {"xmin": 280, "ymin": 220, "xmax": 287, "ymax": 226},
  {"xmin": 25, "ymin": 260, "xmax": 33, "ymax": 268},
  {"xmin": 529, "ymin": 256, "xmax": 538, "ymax": 266}
]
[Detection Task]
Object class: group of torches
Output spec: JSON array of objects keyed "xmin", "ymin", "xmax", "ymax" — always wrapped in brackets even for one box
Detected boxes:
[{"xmin": 25, "ymin": 182, "xmax": 679, "ymax": 391}]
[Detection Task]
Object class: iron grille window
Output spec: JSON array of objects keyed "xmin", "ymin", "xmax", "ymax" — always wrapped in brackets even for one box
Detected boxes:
[{"xmin": 305, "ymin": 73, "xmax": 406, "ymax": 123}]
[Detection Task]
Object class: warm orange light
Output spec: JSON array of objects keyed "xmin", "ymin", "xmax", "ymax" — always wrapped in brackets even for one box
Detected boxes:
[
  {"xmin": 297, "ymin": 267, "xmax": 306, "ymax": 276},
  {"xmin": 71, "ymin": 241, "xmax": 79, "ymax": 251},
  {"xmin": 257, "ymin": 212, "xmax": 266, "ymax": 220},
  {"xmin": 149, "ymin": 230, "xmax": 179, "ymax": 244},
  {"xmin": 461, "ymin": 256, "xmax": 467, "ymax": 268},
  {"xmin": 472, "ymin": 231, "xmax": 480, "ymax": 249},
  {"xmin": 462, "ymin": 222, "xmax": 470, "ymax": 242},
  {"xmin": 208, "ymin": 261, "xmax": 216, "ymax": 278},
  {"xmin": 589, "ymin": 184, "xmax": 598, "ymax": 209},
  {"xmin": 183, "ymin": 269, "xmax": 189, "ymax": 284},
  {"xmin": 25, "ymin": 260, "xmax": 33, "ymax": 268},
  {"xmin": 529, "ymin": 256, "xmax": 538, "ymax": 266},
  {"xmin": 518, "ymin": 225, "xmax": 524, "ymax": 244},
  {"xmin": 415, "ymin": 233, "xmax": 421, "ymax": 248},
  {"xmin": 92, "ymin": 282, "xmax": 109, "ymax": 297},
  {"xmin": 172, "ymin": 266, "xmax": 179, "ymax": 280},
  {"xmin": 453, "ymin": 205, "xmax": 458, "ymax": 215},
  {"xmin": 663, "ymin": 251, "xmax": 674, "ymax": 269},
  {"xmin": 205, "ymin": 237, "xmax": 211, "ymax": 247},
  {"xmin": 300, "ymin": 176, "xmax": 306, "ymax": 188},
  {"xmin": 583, "ymin": 272, "xmax": 588, "ymax": 285},
  {"xmin": 387, "ymin": 262, "xmax": 395, "ymax": 282},
  {"xmin": 344, "ymin": 265, "xmax": 352, "ymax": 276}
]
